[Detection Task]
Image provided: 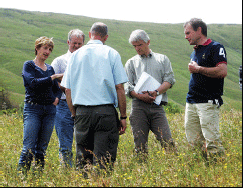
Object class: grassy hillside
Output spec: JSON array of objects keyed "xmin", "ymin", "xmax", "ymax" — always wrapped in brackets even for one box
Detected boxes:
[{"xmin": 0, "ymin": 8, "xmax": 242, "ymax": 110}]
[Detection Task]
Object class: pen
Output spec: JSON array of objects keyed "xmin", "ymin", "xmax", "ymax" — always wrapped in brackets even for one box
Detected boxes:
[{"xmin": 147, "ymin": 90, "xmax": 152, "ymax": 97}]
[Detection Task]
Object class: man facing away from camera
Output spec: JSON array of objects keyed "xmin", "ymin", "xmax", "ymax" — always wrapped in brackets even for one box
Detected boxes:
[
  {"xmin": 61, "ymin": 22, "xmax": 128, "ymax": 175},
  {"xmin": 51, "ymin": 29, "xmax": 85, "ymax": 167},
  {"xmin": 124, "ymin": 29, "xmax": 177, "ymax": 161},
  {"xmin": 183, "ymin": 18, "xmax": 227, "ymax": 161}
]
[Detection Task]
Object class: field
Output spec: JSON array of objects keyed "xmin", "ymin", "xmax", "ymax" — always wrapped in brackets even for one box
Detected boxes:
[
  {"xmin": 0, "ymin": 8, "xmax": 242, "ymax": 187},
  {"xmin": 1, "ymin": 106, "xmax": 242, "ymax": 187}
]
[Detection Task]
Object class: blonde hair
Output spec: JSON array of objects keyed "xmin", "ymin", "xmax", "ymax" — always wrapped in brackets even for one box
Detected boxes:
[{"xmin": 35, "ymin": 36, "xmax": 54, "ymax": 55}]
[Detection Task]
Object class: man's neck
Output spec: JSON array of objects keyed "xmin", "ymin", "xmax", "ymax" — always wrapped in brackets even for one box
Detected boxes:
[
  {"xmin": 197, "ymin": 37, "xmax": 208, "ymax": 46},
  {"xmin": 144, "ymin": 49, "xmax": 151, "ymax": 57}
]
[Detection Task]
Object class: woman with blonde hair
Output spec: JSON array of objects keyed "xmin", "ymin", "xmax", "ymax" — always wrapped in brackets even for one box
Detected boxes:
[{"xmin": 17, "ymin": 36, "xmax": 63, "ymax": 174}]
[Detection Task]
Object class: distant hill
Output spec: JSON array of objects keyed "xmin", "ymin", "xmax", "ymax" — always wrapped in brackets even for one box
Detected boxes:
[{"xmin": 0, "ymin": 8, "xmax": 242, "ymax": 110}]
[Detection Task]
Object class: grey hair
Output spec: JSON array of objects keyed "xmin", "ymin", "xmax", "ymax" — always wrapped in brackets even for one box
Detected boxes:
[
  {"xmin": 68, "ymin": 29, "xmax": 85, "ymax": 42},
  {"xmin": 129, "ymin": 29, "xmax": 150, "ymax": 44}
]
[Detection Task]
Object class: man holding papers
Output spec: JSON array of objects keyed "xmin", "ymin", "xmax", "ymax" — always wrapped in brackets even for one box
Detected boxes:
[{"xmin": 124, "ymin": 29, "xmax": 177, "ymax": 160}]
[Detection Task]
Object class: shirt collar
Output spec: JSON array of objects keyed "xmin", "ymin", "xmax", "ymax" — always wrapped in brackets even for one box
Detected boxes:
[
  {"xmin": 194, "ymin": 39, "xmax": 212, "ymax": 49},
  {"xmin": 140, "ymin": 50, "xmax": 153, "ymax": 58},
  {"xmin": 87, "ymin": 40, "xmax": 103, "ymax": 45}
]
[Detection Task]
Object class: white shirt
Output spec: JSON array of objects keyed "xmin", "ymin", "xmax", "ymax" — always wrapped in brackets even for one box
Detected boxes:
[{"xmin": 51, "ymin": 50, "xmax": 72, "ymax": 99}]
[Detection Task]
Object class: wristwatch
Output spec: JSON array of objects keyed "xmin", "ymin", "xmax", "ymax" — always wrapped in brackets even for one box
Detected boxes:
[
  {"xmin": 120, "ymin": 116, "xmax": 127, "ymax": 120},
  {"xmin": 155, "ymin": 90, "xmax": 160, "ymax": 96}
]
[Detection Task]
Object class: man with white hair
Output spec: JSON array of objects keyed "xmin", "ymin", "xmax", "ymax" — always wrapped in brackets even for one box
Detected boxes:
[
  {"xmin": 51, "ymin": 29, "xmax": 85, "ymax": 167},
  {"xmin": 124, "ymin": 29, "xmax": 177, "ymax": 160}
]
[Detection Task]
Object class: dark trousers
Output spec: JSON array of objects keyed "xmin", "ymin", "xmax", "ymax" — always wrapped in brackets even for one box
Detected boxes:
[
  {"xmin": 74, "ymin": 104, "xmax": 119, "ymax": 170},
  {"xmin": 129, "ymin": 100, "xmax": 174, "ymax": 153}
]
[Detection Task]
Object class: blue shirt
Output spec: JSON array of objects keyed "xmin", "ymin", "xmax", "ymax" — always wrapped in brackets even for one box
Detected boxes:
[
  {"xmin": 187, "ymin": 39, "xmax": 227, "ymax": 105},
  {"xmin": 61, "ymin": 40, "xmax": 128, "ymax": 107},
  {"xmin": 22, "ymin": 60, "xmax": 62, "ymax": 105}
]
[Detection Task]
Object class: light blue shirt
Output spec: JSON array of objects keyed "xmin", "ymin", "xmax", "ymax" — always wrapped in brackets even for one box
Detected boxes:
[{"xmin": 61, "ymin": 40, "xmax": 128, "ymax": 107}]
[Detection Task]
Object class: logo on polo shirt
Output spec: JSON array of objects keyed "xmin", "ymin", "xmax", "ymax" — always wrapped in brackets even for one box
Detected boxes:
[{"xmin": 202, "ymin": 53, "xmax": 206, "ymax": 59}]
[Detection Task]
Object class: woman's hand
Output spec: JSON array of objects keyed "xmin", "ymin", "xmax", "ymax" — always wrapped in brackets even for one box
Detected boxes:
[
  {"xmin": 52, "ymin": 97, "xmax": 59, "ymax": 106},
  {"xmin": 51, "ymin": 74, "xmax": 63, "ymax": 81}
]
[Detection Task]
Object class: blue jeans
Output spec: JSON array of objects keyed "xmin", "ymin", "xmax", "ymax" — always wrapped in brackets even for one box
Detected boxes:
[
  {"xmin": 54, "ymin": 100, "xmax": 74, "ymax": 167},
  {"xmin": 18, "ymin": 102, "xmax": 56, "ymax": 170}
]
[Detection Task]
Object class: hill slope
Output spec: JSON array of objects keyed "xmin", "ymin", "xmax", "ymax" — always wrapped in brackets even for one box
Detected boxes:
[{"xmin": 0, "ymin": 8, "xmax": 242, "ymax": 110}]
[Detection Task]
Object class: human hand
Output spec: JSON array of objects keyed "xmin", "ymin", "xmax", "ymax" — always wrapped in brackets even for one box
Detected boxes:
[
  {"xmin": 51, "ymin": 73, "xmax": 64, "ymax": 80},
  {"xmin": 140, "ymin": 91, "xmax": 156, "ymax": 103},
  {"xmin": 188, "ymin": 61, "xmax": 200, "ymax": 73},
  {"xmin": 119, "ymin": 119, "xmax": 127, "ymax": 135},
  {"xmin": 52, "ymin": 97, "xmax": 59, "ymax": 106}
]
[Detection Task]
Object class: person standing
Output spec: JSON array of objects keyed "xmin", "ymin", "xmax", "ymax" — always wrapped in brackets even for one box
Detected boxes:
[
  {"xmin": 61, "ymin": 22, "xmax": 128, "ymax": 174},
  {"xmin": 51, "ymin": 29, "xmax": 85, "ymax": 167},
  {"xmin": 18, "ymin": 36, "xmax": 63, "ymax": 174},
  {"xmin": 183, "ymin": 18, "xmax": 227, "ymax": 160},
  {"xmin": 124, "ymin": 29, "xmax": 176, "ymax": 159}
]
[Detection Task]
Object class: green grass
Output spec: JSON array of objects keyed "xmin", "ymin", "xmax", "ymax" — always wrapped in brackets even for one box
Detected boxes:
[
  {"xmin": 1, "ymin": 107, "xmax": 242, "ymax": 187},
  {"xmin": 0, "ymin": 8, "xmax": 242, "ymax": 110}
]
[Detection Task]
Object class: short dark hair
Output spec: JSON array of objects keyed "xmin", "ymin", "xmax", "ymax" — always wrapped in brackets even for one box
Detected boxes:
[
  {"xmin": 184, "ymin": 18, "xmax": 207, "ymax": 37},
  {"xmin": 90, "ymin": 22, "xmax": 108, "ymax": 38}
]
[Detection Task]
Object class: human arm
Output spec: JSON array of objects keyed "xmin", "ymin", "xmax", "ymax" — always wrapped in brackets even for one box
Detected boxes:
[
  {"xmin": 130, "ymin": 90, "xmax": 156, "ymax": 103},
  {"xmin": 115, "ymin": 83, "xmax": 127, "ymax": 135},
  {"xmin": 146, "ymin": 81, "xmax": 172, "ymax": 97},
  {"xmin": 22, "ymin": 61, "xmax": 56, "ymax": 88},
  {"xmin": 51, "ymin": 72, "xmax": 63, "ymax": 106},
  {"xmin": 188, "ymin": 61, "xmax": 227, "ymax": 78},
  {"xmin": 51, "ymin": 74, "xmax": 63, "ymax": 81},
  {"xmin": 65, "ymin": 88, "xmax": 76, "ymax": 118},
  {"xmin": 129, "ymin": 55, "xmax": 175, "ymax": 103}
]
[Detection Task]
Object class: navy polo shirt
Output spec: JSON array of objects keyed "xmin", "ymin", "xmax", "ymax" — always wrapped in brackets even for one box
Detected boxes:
[{"xmin": 187, "ymin": 39, "xmax": 227, "ymax": 105}]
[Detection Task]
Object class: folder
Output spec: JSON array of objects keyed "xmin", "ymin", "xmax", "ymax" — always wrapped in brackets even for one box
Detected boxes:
[{"xmin": 134, "ymin": 72, "xmax": 162, "ymax": 105}]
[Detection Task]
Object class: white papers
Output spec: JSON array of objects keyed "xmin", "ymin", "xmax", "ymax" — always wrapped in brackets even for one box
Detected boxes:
[{"xmin": 134, "ymin": 72, "xmax": 162, "ymax": 105}]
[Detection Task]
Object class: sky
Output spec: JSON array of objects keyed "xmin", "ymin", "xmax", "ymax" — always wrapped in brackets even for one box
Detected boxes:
[{"xmin": 1, "ymin": 0, "xmax": 242, "ymax": 24}]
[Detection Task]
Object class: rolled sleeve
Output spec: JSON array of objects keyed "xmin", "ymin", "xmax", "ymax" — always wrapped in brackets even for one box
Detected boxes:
[
  {"xmin": 124, "ymin": 60, "xmax": 136, "ymax": 98},
  {"xmin": 124, "ymin": 82, "xmax": 135, "ymax": 98},
  {"xmin": 163, "ymin": 56, "xmax": 176, "ymax": 87}
]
